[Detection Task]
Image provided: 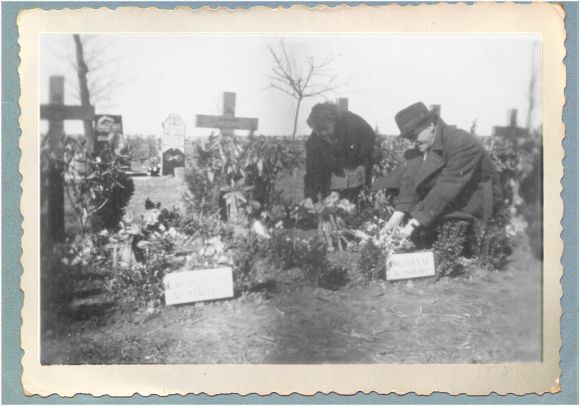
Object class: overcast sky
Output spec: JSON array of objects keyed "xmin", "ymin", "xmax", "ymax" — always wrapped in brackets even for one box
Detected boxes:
[{"xmin": 40, "ymin": 33, "xmax": 541, "ymax": 137}]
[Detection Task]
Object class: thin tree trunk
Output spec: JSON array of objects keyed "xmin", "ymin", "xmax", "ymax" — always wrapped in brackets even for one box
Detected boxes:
[
  {"xmin": 291, "ymin": 97, "xmax": 302, "ymax": 139},
  {"xmin": 73, "ymin": 34, "xmax": 95, "ymax": 151}
]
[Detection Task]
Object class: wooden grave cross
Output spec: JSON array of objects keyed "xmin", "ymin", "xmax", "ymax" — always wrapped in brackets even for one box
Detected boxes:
[
  {"xmin": 40, "ymin": 76, "xmax": 95, "ymax": 242},
  {"xmin": 492, "ymin": 109, "xmax": 529, "ymax": 139},
  {"xmin": 196, "ymin": 92, "xmax": 258, "ymax": 136}
]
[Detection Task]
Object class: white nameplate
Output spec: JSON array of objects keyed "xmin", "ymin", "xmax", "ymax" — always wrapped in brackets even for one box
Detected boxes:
[
  {"xmin": 386, "ymin": 251, "xmax": 435, "ymax": 281},
  {"xmin": 163, "ymin": 267, "xmax": 234, "ymax": 305}
]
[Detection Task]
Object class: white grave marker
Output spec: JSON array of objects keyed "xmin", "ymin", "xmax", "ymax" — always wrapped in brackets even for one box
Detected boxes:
[
  {"xmin": 163, "ymin": 267, "xmax": 234, "ymax": 305},
  {"xmin": 162, "ymin": 113, "xmax": 186, "ymax": 176},
  {"xmin": 386, "ymin": 251, "xmax": 435, "ymax": 281}
]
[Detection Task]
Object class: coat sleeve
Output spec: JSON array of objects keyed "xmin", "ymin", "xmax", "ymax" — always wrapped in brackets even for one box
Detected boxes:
[
  {"xmin": 394, "ymin": 164, "xmax": 420, "ymax": 213},
  {"xmin": 411, "ymin": 137, "xmax": 483, "ymax": 227}
]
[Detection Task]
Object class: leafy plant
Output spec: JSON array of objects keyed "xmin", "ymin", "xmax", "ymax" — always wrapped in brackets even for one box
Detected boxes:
[
  {"xmin": 431, "ymin": 220, "xmax": 471, "ymax": 277},
  {"xmin": 49, "ymin": 136, "xmax": 134, "ymax": 233},
  {"xmin": 230, "ymin": 233, "xmax": 270, "ymax": 293},
  {"xmin": 186, "ymin": 134, "xmax": 305, "ymax": 224},
  {"xmin": 268, "ymin": 229, "xmax": 330, "ymax": 287},
  {"xmin": 357, "ymin": 224, "xmax": 415, "ymax": 281}
]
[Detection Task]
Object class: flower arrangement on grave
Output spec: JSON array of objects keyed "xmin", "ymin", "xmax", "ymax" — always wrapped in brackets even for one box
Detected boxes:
[
  {"xmin": 294, "ymin": 192, "xmax": 357, "ymax": 252},
  {"xmin": 356, "ymin": 216, "xmax": 416, "ymax": 281}
]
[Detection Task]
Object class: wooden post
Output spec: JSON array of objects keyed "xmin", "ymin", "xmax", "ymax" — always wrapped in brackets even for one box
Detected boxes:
[
  {"xmin": 336, "ymin": 98, "xmax": 349, "ymax": 111},
  {"xmin": 509, "ymin": 108, "xmax": 518, "ymax": 128},
  {"xmin": 221, "ymin": 92, "xmax": 236, "ymax": 136},
  {"xmin": 46, "ymin": 77, "xmax": 66, "ymax": 243},
  {"xmin": 40, "ymin": 76, "xmax": 95, "ymax": 243},
  {"xmin": 195, "ymin": 91, "xmax": 259, "ymax": 136}
]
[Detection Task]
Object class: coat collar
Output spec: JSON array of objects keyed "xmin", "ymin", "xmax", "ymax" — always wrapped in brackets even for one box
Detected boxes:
[{"xmin": 430, "ymin": 122, "xmax": 445, "ymax": 151}]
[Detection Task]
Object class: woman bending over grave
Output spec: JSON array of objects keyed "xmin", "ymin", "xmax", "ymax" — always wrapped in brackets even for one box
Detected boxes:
[{"xmin": 304, "ymin": 102, "xmax": 376, "ymax": 202}]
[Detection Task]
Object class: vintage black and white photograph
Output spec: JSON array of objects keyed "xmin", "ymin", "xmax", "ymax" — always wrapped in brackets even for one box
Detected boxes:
[{"xmin": 38, "ymin": 31, "xmax": 543, "ymax": 365}]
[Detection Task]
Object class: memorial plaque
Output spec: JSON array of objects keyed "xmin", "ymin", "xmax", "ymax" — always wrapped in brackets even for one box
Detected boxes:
[
  {"xmin": 163, "ymin": 267, "xmax": 234, "ymax": 305},
  {"xmin": 386, "ymin": 251, "xmax": 435, "ymax": 281},
  {"xmin": 162, "ymin": 113, "xmax": 186, "ymax": 176},
  {"xmin": 94, "ymin": 114, "xmax": 123, "ymax": 154}
]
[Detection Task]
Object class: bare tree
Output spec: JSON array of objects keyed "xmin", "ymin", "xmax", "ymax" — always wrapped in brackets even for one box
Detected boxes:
[
  {"xmin": 70, "ymin": 34, "xmax": 129, "ymax": 150},
  {"xmin": 73, "ymin": 34, "xmax": 94, "ymax": 148},
  {"xmin": 267, "ymin": 39, "xmax": 342, "ymax": 138}
]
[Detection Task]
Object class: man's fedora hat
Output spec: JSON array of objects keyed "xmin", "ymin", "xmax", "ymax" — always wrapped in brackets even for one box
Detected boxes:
[{"xmin": 395, "ymin": 102, "xmax": 438, "ymax": 139}]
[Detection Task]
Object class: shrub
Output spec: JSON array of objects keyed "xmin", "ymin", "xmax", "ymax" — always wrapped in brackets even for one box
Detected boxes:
[
  {"xmin": 230, "ymin": 233, "xmax": 270, "ymax": 293},
  {"xmin": 268, "ymin": 229, "xmax": 330, "ymax": 287},
  {"xmin": 92, "ymin": 171, "xmax": 135, "ymax": 230},
  {"xmin": 358, "ymin": 239, "xmax": 387, "ymax": 281},
  {"xmin": 185, "ymin": 134, "xmax": 305, "ymax": 224},
  {"xmin": 431, "ymin": 220, "xmax": 471, "ymax": 277},
  {"xmin": 372, "ymin": 135, "xmax": 410, "ymax": 181},
  {"xmin": 472, "ymin": 212, "xmax": 513, "ymax": 270}
]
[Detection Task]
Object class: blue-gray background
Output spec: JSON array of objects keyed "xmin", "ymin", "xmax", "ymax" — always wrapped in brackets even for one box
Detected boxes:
[{"xmin": 2, "ymin": 2, "xmax": 577, "ymax": 404}]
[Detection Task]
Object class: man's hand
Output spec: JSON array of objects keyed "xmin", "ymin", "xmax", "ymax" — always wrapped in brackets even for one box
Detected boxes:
[
  {"xmin": 399, "ymin": 218, "xmax": 420, "ymax": 237},
  {"xmin": 381, "ymin": 211, "xmax": 406, "ymax": 234}
]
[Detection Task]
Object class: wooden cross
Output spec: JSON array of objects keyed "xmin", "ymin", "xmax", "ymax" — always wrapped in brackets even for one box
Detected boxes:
[
  {"xmin": 196, "ymin": 92, "xmax": 258, "ymax": 136},
  {"xmin": 492, "ymin": 109, "xmax": 529, "ymax": 138},
  {"xmin": 336, "ymin": 98, "xmax": 349, "ymax": 111},
  {"xmin": 40, "ymin": 76, "xmax": 95, "ymax": 243}
]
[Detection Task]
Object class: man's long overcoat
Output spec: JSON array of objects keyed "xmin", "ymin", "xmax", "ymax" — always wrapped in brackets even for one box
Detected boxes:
[
  {"xmin": 391, "ymin": 123, "xmax": 501, "ymax": 227},
  {"xmin": 304, "ymin": 111, "xmax": 375, "ymax": 200}
]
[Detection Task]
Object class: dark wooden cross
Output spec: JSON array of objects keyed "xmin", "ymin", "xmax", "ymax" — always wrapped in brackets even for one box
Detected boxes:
[
  {"xmin": 196, "ymin": 92, "xmax": 258, "ymax": 136},
  {"xmin": 493, "ymin": 109, "xmax": 529, "ymax": 139},
  {"xmin": 336, "ymin": 98, "xmax": 349, "ymax": 111},
  {"xmin": 40, "ymin": 76, "xmax": 95, "ymax": 243}
]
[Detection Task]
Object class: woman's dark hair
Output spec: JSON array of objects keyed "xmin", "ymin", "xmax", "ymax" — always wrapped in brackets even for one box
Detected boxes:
[{"xmin": 306, "ymin": 102, "xmax": 339, "ymax": 130}]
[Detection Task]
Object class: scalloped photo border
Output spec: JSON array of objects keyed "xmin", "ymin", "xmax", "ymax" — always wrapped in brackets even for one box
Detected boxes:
[{"xmin": 3, "ymin": 1, "xmax": 577, "ymax": 403}]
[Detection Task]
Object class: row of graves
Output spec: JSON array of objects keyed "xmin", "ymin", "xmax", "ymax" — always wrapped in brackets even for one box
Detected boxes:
[{"xmin": 41, "ymin": 74, "xmax": 534, "ymax": 309}]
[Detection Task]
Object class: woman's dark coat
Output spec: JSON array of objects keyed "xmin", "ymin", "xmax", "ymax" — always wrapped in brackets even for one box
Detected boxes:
[
  {"xmin": 383, "ymin": 123, "xmax": 501, "ymax": 227},
  {"xmin": 304, "ymin": 111, "xmax": 375, "ymax": 200}
]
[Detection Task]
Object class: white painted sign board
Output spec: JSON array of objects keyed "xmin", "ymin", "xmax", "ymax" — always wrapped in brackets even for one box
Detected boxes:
[
  {"xmin": 163, "ymin": 267, "xmax": 234, "ymax": 305},
  {"xmin": 386, "ymin": 251, "xmax": 435, "ymax": 281}
]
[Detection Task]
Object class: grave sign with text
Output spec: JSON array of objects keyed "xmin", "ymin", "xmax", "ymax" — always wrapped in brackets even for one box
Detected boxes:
[
  {"xmin": 163, "ymin": 267, "xmax": 234, "ymax": 305},
  {"xmin": 94, "ymin": 114, "xmax": 123, "ymax": 154},
  {"xmin": 386, "ymin": 251, "xmax": 435, "ymax": 281},
  {"xmin": 162, "ymin": 114, "xmax": 186, "ymax": 176}
]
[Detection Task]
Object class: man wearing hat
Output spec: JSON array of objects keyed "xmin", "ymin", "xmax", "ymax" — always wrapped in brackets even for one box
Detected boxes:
[
  {"xmin": 304, "ymin": 102, "xmax": 376, "ymax": 202},
  {"xmin": 378, "ymin": 102, "xmax": 500, "ymax": 239}
]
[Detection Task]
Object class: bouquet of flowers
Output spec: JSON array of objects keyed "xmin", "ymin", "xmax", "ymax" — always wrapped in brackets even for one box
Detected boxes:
[{"xmin": 297, "ymin": 192, "xmax": 357, "ymax": 252}]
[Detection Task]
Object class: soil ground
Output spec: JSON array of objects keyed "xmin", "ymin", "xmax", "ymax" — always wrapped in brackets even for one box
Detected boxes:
[{"xmin": 44, "ymin": 175, "xmax": 541, "ymax": 364}]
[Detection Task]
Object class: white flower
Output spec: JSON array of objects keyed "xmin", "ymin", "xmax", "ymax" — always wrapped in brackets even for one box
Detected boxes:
[
  {"xmin": 323, "ymin": 192, "xmax": 340, "ymax": 208},
  {"xmin": 252, "ymin": 220, "xmax": 271, "ymax": 239},
  {"xmin": 143, "ymin": 209, "xmax": 161, "ymax": 227}
]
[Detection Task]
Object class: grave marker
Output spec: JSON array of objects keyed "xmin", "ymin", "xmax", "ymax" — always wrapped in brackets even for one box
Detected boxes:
[
  {"xmin": 162, "ymin": 113, "xmax": 186, "ymax": 176},
  {"xmin": 386, "ymin": 251, "xmax": 435, "ymax": 281},
  {"xmin": 40, "ymin": 76, "xmax": 95, "ymax": 243},
  {"xmin": 163, "ymin": 267, "xmax": 234, "ymax": 305},
  {"xmin": 492, "ymin": 108, "xmax": 529, "ymax": 139},
  {"xmin": 94, "ymin": 114, "xmax": 123, "ymax": 154},
  {"xmin": 336, "ymin": 98, "xmax": 349, "ymax": 111},
  {"xmin": 196, "ymin": 92, "xmax": 258, "ymax": 136}
]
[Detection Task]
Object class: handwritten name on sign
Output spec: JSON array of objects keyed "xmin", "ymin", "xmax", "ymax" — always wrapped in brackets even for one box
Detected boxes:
[
  {"xmin": 386, "ymin": 251, "xmax": 435, "ymax": 281},
  {"xmin": 163, "ymin": 267, "xmax": 234, "ymax": 305}
]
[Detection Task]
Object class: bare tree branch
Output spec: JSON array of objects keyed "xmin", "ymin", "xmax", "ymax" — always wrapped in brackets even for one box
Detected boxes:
[{"xmin": 266, "ymin": 39, "xmax": 344, "ymax": 138}]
